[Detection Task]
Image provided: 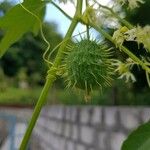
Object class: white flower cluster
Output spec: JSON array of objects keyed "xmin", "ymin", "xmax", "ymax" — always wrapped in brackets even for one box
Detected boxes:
[
  {"xmin": 113, "ymin": 25, "xmax": 150, "ymax": 52},
  {"xmin": 96, "ymin": 8, "xmax": 120, "ymax": 29},
  {"xmin": 112, "ymin": 26, "xmax": 129, "ymax": 48},
  {"xmin": 117, "ymin": 0, "xmax": 145, "ymax": 9},
  {"xmin": 82, "ymin": 6, "xmax": 97, "ymax": 24},
  {"xmin": 112, "ymin": 58, "xmax": 136, "ymax": 82},
  {"xmin": 136, "ymin": 26, "xmax": 150, "ymax": 51}
]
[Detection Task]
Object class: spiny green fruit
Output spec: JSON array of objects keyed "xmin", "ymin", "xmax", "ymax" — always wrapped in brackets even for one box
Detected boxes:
[{"xmin": 63, "ymin": 38, "xmax": 114, "ymax": 96}]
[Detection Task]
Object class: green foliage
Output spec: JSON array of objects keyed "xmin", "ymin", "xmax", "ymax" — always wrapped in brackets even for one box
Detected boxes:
[
  {"xmin": 122, "ymin": 0, "xmax": 150, "ymax": 90},
  {"xmin": 50, "ymin": 81, "xmax": 150, "ymax": 105},
  {"xmin": 0, "ymin": 1, "xmax": 12, "ymax": 14},
  {"xmin": 0, "ymin": 67, "xmax": 7, "ymax": 91},
  {"xmin": 54, "ymin": 89, "xmax": 113, "ymax": 105},
  {"xmin": 126, "ymin": 0, "xmax": 150, "ymax": 26},
  {"xmin": 0, "ymin": 0, "xmax": 150, "ymax": 149},
  {"xmin": 122, "ymin": 121, "xmax": 150, "ymax": 150},
  {"xmin": 0, "ymin": 21, "xmax": 62, "ymax": 79},
  {"xmin": 1, "ymin": 47, "xmax": 23, "ymax": 76},
  {"xmin": 0, "ymin": 0, "xmax": 46, "ymax": 57},
  {"xmin": 0, "ymin": 87, "xmax": 41, "ymax": 105}
]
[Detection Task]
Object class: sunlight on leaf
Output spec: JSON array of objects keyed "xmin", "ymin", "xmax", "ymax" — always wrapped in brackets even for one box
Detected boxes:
[{"xmin": 0, "ymin": 0, "xmax": 46, "ymax": 57}]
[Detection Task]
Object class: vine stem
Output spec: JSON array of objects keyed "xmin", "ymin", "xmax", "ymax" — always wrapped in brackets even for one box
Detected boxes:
[
  {"xmin": 19, "ymin": 0, "xmax": 83, "ymax": 149},
  {"xmin": 51, "ymin": 1, "xmax": 73, "ymax": 20},
  {"xmin": 89, "ymin": 22, "xmax": 150, "ymax": 73},
  {"xmin": 86, "ymin": 0, "xmax": 90, "ymax": 40}
]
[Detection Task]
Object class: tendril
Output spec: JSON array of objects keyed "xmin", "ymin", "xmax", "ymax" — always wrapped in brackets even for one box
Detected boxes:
[
  {"xmin": 19, "ymin": 1, "xmax": 52, "ymax": 66},
  {"xmin": 19, "ymin": 1, "xmax": 91, "ymax": 70}
]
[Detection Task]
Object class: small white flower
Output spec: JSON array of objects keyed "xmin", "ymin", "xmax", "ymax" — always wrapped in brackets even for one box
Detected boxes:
[
  {"xmin": 124, "ymin": 28, "xmax": 137, "ymax": 41},
  {"xmin": 112, "ymin": 59, "xmax": 136, "ymax": 83},
  {"xmin": 117, "ymin": 0, "xmax": 127, "ymax": 6},
  {"xmin": 113, "ymin": 30, "xmax": 124, "ymax": 48},
  {"xmin": 82, "ymin": 6, "xmax": 97, "ymax": 24},
  {"xmin": 136, "ymin": 25, "xmax": 150, "ymax": 51},
  {"xmin": 128, "ymin": 0, "xmax": 145, "ymax": 9},
  {"xmin": 121, "ymin": 25, "xmax": 150, "ymax": 52},
  {"xmin": 118, "ymin": 71, "xmax": 136, "ymax": 82},
  {"xmin": 112, "ymin": 26, "xmax": 129, "ymax": 48}
]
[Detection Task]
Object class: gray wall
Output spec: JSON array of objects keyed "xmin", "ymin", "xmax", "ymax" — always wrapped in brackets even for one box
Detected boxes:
[{"xmin": 32, "ymin": 106, "xmax": 150, "ymax": 150}]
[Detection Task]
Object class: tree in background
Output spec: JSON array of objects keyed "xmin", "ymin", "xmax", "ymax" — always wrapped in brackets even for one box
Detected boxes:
[{"xmin": 0, "ymin": 1, "xmax": 63, "ymax": 86}]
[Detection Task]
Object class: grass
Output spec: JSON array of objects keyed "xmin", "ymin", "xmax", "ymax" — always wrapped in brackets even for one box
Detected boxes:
[
  {"xmin": 0, "ymin": 87, "xmax": 42, "ymax": 106},
  {"xmin": 46, "ymin": 88, "xmax": 115, "ymax": 105},
  {"xmin": 0, "ymin": 86, "xmax": 113, "ymax": 106},
  {"xmin": 1, "ymin": 83, "xmax": 150, "ymax": 106}
]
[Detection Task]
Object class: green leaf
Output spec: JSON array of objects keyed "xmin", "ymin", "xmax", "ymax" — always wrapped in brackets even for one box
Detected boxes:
[
  {"xmin": 121, "ymin": 121, "xmax": 150, "ymax": 150},
  {"xmin": 0, "ymin": 0, "xmax": 46, "ymax": 57}
]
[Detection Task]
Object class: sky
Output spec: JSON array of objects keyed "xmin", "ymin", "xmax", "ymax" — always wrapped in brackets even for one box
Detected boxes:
[
  {"xmin": 44, "ymin": 2, "xmax": 76, "ymax": 36},
  {"xmin": 45, "ymin": 0, "xmax": 111, "ymax": 36},
  {"xmin": 0, "ymin": 0, "xmax": 111, "ymax": 36}
]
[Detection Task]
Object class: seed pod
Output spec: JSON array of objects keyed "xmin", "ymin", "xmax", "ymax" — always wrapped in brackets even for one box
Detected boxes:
[{"xmin": 63, "ymin": 38, "xmax": 114, "ymax": 97}]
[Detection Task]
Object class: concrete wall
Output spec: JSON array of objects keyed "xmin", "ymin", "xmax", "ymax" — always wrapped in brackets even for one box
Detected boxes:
[
  {"xmin": 0, "ymin": 107, "xmax": 33, "ymax": 150},
  {"xmin": 32, "ymin": 106, "xmax": 150, "ymax": 150}
]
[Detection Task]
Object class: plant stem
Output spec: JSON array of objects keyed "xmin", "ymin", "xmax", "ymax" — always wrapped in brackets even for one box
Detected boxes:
[
  {"xmin": 86, "ymin": 0, "xmax": 90, "ymax": 39},
  {"xmin": 51, "ymin": 1, "xmax": 73, "ymax": 21},
  {"xmin": 146, "ymin": 71, "xmax": 150, "ymax": 87},
  {"xmin": 86, "ymin": 25, "xmax": 90, "ymax": 40},
  {"xmin": 19, "ymin": 1, "xmax": 83, "ymax": 149},
  {"xmin": 90, "ymin": 22, "xmax": 150, "ymax": 73},
  {"xmin": 19, "ymin": 72, "xmax": 55, "ymax": 150}
]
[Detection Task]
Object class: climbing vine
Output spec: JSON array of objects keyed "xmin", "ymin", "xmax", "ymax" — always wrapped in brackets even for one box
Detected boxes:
[{"xmin": 0, "ymin": 0, "xmax": 150, "ymax": 149}]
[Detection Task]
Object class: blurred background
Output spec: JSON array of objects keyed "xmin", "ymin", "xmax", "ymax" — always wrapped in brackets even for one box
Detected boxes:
[
  {"xmin": 0, "ymin": 0, "xmax": 150, "ymax": 150},
  {"xmin": 0, "ymin": 0, "xmax": 150, "ymax": 106}
]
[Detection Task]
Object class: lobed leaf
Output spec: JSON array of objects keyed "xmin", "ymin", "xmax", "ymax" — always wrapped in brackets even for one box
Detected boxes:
[{"xmin": 0, "ymin": 0, "xmax": 46, "ymax": 57}]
